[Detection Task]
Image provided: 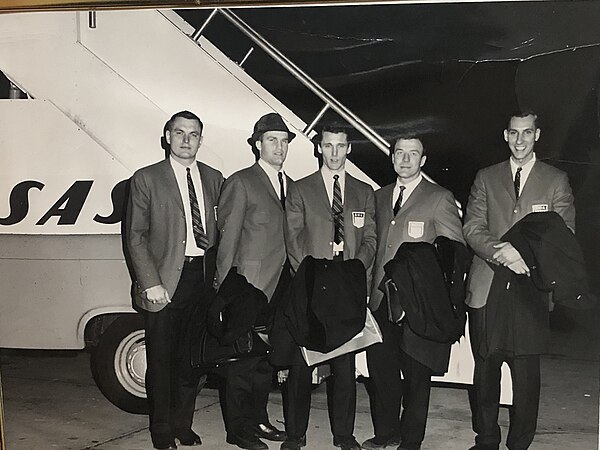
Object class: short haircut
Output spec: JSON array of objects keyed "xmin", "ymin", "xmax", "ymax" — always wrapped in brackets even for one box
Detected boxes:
[
  {"xmin": 508, "ymin": 110, "xmax": 539, "ymax": 129},
  {"xmin": 390, "ymin": 136, "xmax": 426, "ymax": 162},
  {"xmin": 315, "ymin": 123, "xmax": 352, "ymax": 144},
  {"xmin": 166, "ymin": 110, "xmax": 204, "ymax": 134}
]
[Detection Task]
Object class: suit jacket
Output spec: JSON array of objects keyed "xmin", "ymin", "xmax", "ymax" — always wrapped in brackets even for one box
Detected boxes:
[
  {"xmin": 285, "ymin": 171, "xmax": 377, "ymax": 273},
  {"xmin": 126, "ymin": 159, "xmax": 224, "ymax": 312},
  {"xmin": 477, "ymin": 212, "xmax": 592, "ymax": 358},
  {"xmin": 463, "ymin": 159, "xmax": 575, "ymax": 308},
  {"xmin": 370, "ymin": 178, "xmax": 465, "ymax": 312},
  {"xmin": 382, "ymin": 239, "xmax": 469, "ymax": 373},
  {"xmin": 215, "ymin": 162, "xmax": 293, "ymax": 301}
]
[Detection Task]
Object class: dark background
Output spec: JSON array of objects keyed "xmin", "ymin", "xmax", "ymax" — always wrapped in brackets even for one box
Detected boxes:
[{"xmin": 179, "ymin": 2, "xmax": 600, "ymax": 293}]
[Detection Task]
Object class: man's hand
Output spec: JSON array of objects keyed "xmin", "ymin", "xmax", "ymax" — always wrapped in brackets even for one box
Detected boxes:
[
  {"xmin": 277, "ymin": 369, "xmax": 289, "ymax": 384},
  {"xmin": 493, "ymin": 242, "xmax": 530, "ymax": 276},
  {"xmin": 144, "ymin": 285, "xmax": 170, "ymax": 305}
]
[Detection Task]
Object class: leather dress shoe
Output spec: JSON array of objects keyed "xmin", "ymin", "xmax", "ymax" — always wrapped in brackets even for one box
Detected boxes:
[
  {"xmin": 333, "ymin": 436, "xmax": 362, "ymax": 450},
  {"xmin": 398, "ymin": 444, "xmax": 421, "ymax": 450},
  {"xmin": 152, "ymin": 436, "xmax": 177, "ymax": 450},
  {"xmin": 362, "ymin": 435, "xmax": 402, "ymax": 449},
  {"xmin": 468, "ymin": 445, "xmax": 498, "ymax": 450},
  {"xmin": 253, "ymin": 422, "xmax": 287, "ymax": 441},
  {"xmin": 175, "ymin": 429, "xmax": 202, "ymax": 446},
  {"xmin": 226, "ymin": 430, "xmax": 268, "ymax": 450},
  {"xmin": 280, "ymin": 436, "xmax": 307, "ymax": 450}
]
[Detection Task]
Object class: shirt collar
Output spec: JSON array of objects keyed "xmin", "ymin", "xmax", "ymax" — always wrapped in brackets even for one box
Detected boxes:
[
  {"xmin": 396, "ymin": 173, "xmax": 422, "ymax": 190},
  {"xmin": 169, "ymin": 155, "xmax": 197, "ymax": 172},
  {"xmin": 510, "ymin": 152, "xmax": 536, "ymax": 174},
  {"xmin": 321, "ymin": 164, "xmax": 346, "ymax": 181},
  {"xmin": 258, "ymin": 158, "xmax": 284, "ymax": 178}
]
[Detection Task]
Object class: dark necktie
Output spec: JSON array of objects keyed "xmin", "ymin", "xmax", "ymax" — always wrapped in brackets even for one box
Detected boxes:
[
  {"xmin": 332, "ymin": 174, "xmax": 344, "ymax": 244},
  {"xmin": 278, "ymin": 171, "xmax": 285, "ymax": 210},
  {"xmin": 393, "ymin": 185, "xmax": 406, "ymax": 216},
  {"xmin": 514, "ymin": 167, "xmax": 522, "ymax": 200},
  {"xmin": 186, "ymin": 168, "xmax": 208, "ymax": 250}
]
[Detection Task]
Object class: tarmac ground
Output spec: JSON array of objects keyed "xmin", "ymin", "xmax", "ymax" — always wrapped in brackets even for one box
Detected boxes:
[{"xmin": 1, "ymin": 306, "xmax": 598, "ymax": 450}]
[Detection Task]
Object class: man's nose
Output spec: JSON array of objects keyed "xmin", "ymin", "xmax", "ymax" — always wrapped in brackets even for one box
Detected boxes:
[
  {"xmin": 183, "ymin": 134, "xmax": 190, "ymax": 143},
  {"xmin": 516, "ymin": 133, "xmax": 524, "ymax": 144},
  {"xmin": 332, "ymin": 146, "xmax": 338, "ymax": 157},
  {"xmin": 402, "ymin": 153, "xmax": 410, "ymax": 162}
]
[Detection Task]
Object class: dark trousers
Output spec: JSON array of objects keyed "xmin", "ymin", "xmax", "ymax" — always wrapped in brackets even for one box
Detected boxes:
[
  {"xmin": 469, "ymin": 307, "xmax": 541, "ymax": 450},
  {"xmin": 283, "ymin": 352, "xmax": 356, "ymax": 442},
  {"xmin": 144, "ymin": 258, "xmax": 206, "ymax": 439},
  {"xmin": 225, "ymin": 355, "xmax": 273, "ymax": 435},
  {"xmin": 366, "ymin": 306, "xmax": 432, "ymax": 449}
]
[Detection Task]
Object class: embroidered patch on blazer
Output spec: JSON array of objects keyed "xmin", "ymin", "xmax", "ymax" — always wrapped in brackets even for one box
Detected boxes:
[
  {"xmin": 407, "ymin": 221, "xmax": 424, "ymax": 239},
  {"xmin": 352, "ymin": 211, "xmax": 365, "ymax": 228},
  {"xmin": 531, "ymin": 204, "xmax": 549, "ymax": 213}
]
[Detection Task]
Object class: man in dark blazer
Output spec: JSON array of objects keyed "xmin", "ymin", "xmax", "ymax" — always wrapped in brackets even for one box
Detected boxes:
[
  {"xmin": 215, "ymin": 113, "xmax": 293, "ymax": 450},
  {"xmin": 126, "ymin": 111, "xmax": 224, "ymax": 450},
  {"xmin": 463, "ymin": 111, "xmax": 575, "ymax": 450},
  {"xmin": 282, "ymin": 124, "xmax": 376, "ymax": 450},
  {"xmin": 364, "ymin": 136, "xmax": 464, "ymax": 450}
]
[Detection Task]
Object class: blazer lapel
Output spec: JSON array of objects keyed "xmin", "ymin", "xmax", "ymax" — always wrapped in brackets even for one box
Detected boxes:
[
  {"xmin": 499, "ymin": 160, "xmax": 517, "ymax": 203},
  {"xmin": 396, "ymin": 179, "xmax": 425, "ymax": 216},
  {"xmin": 163, "ymin": 159, "xmax": 184, "ymax": 213},
  {"xmin": 519, "ymin": 160, "xmax": 542, "ymax": 200},
  {"xmin": 314, "ymin": 172, "xmax": 334, "ymax": 216},
  {"xmin": 253, "ymin": 162, "xmax": 282, "ymax": 210}
]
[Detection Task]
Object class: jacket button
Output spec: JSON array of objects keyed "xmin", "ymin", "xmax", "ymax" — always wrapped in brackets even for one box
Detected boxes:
[
  {"xmin": 513, "ymin": 209, "xmax": 518, "ymax": 214},
  {"xmin": 388, "ymin": 244, "xmax": 392, "ymax": 248},
  {"xmin": 322, "ymin": 286, "xmax": 327, "ymax": 290},
  {"xmin": 391, "ymin": 220, "xmax": 396, "ymax": 225},
  {"xmin": 182, "ymin": 240, "xmax": 185, "ymax": 244},
  {"xmin": 329, "ymin": 242, "xmax": 333, "ymax": 246}
]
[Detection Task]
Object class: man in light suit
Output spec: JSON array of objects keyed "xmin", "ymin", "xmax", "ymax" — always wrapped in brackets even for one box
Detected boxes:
[
  {"xmin": 463, "ymin": 111, "xmax": 575, "ymax": 450},
  {"xmin": 215, "ymin": 113, "xmax": 293, "ymax": 450},
  {"xmin": 282, "ymin": 124, "xmax": 376, "ymax": 450},
  {"xmin": 126, "ymin": 111, "xmax": 224, "ymax": 450},
  {"xmin": 363, "ymin": 136, "xmax": 464, "ymax": 450}
]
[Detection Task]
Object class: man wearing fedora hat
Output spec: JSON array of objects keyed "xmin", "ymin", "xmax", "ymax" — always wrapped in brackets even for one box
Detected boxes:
[{"xmin": 215, "ymin": 112, "xmax": 295, "ymax": 450}]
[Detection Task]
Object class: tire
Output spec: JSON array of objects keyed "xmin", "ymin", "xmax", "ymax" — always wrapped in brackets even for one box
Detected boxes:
[{"xmin": 91, "ymin": 314, "xmax": 149, "ymax": 414}]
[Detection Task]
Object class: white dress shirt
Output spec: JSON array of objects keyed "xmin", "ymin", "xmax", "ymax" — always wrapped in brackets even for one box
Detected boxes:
[
  {"xmin": 510, "ymin": 152, "xmax": 536, "ymax": 196},
  {"xmin": 321, "ymin": 166, "xmax": 345, "ymax": 254},
  {"xmin": 258, "ymin": 159, "xmax": 287, "ymax": 199},
  {"xmin": 392, "ymin": 174, "xmax": 423, "ymax": 210},
  {"xmin": 170, "ymin": 156, "xmax": 205, "ymax": 257}
]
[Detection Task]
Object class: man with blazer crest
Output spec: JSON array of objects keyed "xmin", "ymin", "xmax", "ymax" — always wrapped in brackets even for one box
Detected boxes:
[
  {"xmin": 126, "ymin": 111, "xmax": 224, "ymax": 450},
  {"xmin": 364, "ymin": 136, "xmax": 464, "ymax": 450},
  {"xmin": 463, "ymin": 111, "xmax": 575, "ymax": 450},
  {"xmin": 282, "ymin": 124, "xmax": 376, "ymax": 450},
  {"xmin": 214, "ymin": 113, "xmax": 293, "ymax": 450}
]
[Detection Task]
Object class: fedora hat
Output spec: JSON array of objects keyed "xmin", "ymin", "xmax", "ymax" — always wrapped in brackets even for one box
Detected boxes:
[{"xmin": 247, "ymin": 113, "xmax": 296, "ymax": 146}]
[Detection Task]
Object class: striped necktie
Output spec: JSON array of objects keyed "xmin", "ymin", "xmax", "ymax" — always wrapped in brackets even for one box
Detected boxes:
[
  {"xmin": 278, "ymin": 171, "xmax": 286, "ymax": 210},
  {"xmin": 186, "ymin": 167, "xmax": 208, "ymax": 250},
  {"xmin": 332, "ymin": 174, "xmax": 344, "ymax": 244},
  {"xmin": 393, "ymin": 185, "xmax": 406, "ymax": 216},
  {"xmin": 514, "ymin": 167, "xmax": 522, "ymax": 200}
]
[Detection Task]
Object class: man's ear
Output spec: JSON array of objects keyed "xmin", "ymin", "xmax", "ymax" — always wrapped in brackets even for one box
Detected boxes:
[
  {"xmin": 255, "ymin": 140, "xmax": 262, "ymax": 152},
  {"xmin": 420, "ymin": 155, "xmax": 427, "ymax": 168},
  {"xmin": 317, "ymin": 144, "xmax": 323, "ymax": 155},
  {"xmin": 535, "ymin": 128, "xmax": 541, "ymax": 142},
  {"xmin": 347, "ymin": 143, "xmax": 352, "ymax": 155},
  {"xmin": 503, "ymin": 129, "xmax": 509, "ymax": 142},
  {"xmin": 165, "ymin": 130, "xmax": 171, "ymax": 145}
]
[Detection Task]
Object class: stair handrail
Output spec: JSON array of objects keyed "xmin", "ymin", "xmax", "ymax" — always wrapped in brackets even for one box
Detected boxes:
[
  {"xmin": 194, "ymin": 8, "xmax": 391, "ymax": 155},
  {"xmin": 190, "ymin": 8, "xmax": 456, "ymax": 201}
]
